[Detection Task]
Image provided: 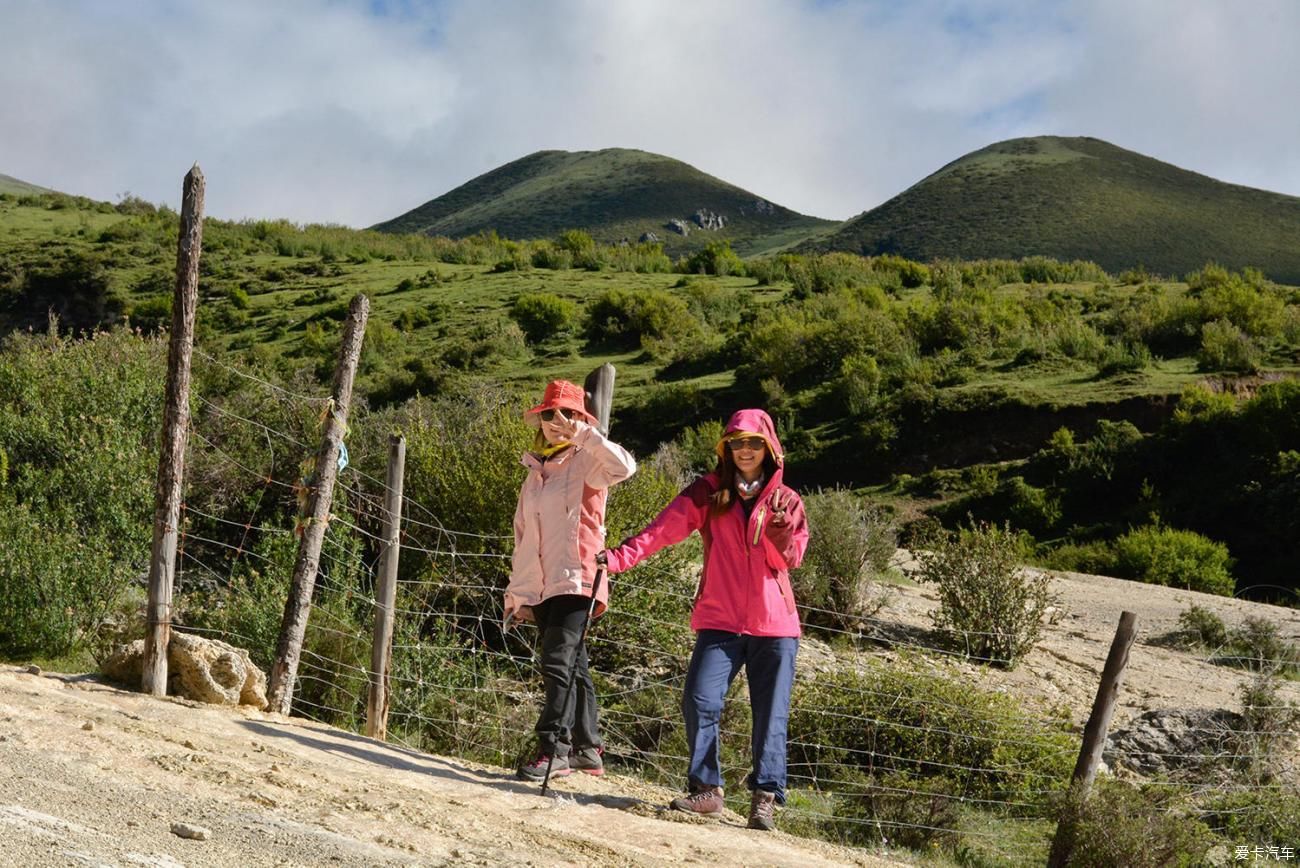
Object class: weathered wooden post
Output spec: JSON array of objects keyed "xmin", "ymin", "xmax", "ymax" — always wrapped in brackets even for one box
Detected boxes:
[
  {"xmin": 266, "ymin": 293, "xmax": 370, "ymax": 715},
  {"xmin": 583, "ymin": 363, "xmax": 615, "ymax": 434},
  {"xmin": 366, "ymin": 433, "xmax": 406, "ymax": 740},
  {"xmin": 142, "ymin": 165, "xmax": 204, "ymax": 697},
  {"xmin": 1046, "ymin": 610, "xmax": 1138, "ymax": 868}
]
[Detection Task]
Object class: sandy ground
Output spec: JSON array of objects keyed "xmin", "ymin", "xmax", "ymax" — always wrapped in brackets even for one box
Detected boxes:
[
  {"xmin": 0, "ymin": 668, "xmax": 901, "ymax": 867},
  {"xmin": 1, "ymin": 566, "xmax": 1296, "ymax": 867}
]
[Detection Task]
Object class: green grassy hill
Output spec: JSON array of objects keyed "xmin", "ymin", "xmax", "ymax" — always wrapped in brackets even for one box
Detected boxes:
[
  {"xmin": 372, "ymin": 148, "xmax": 836, "ymax": 257},
  {"xmin": 3, "ymin": 190, "xmax": 1300, "ymax": 599},
  {"xmin": 811, "ymin": 136, "xmax": 1300, "ymax": 283},
  {"xmin": 0, "ymin": 173, "xmax": 52, "ymax": 195}
]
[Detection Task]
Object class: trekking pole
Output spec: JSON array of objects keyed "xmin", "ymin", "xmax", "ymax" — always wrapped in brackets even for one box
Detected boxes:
[{"xmin": 541, "ymin": 565, "xmax": 607, "ymax": 795}]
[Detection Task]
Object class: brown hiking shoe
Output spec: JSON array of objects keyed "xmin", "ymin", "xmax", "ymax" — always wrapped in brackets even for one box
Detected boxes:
[
  {"xmin": 669, "ymin": 785, "xmax": 724, "ymax": 816},
  {"xmin": 747, "ymin": 789, "xmax": 776, "ymax": 831}
]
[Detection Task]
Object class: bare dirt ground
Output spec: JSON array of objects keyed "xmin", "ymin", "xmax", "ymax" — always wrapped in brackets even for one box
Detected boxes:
[
  {"xmin": 1, "ymin": 566, "xmax": 1296, "ymax": 867},
  {"xmin": 881, "ymin": 557, "xmax": 1300, "ymax": 732}
]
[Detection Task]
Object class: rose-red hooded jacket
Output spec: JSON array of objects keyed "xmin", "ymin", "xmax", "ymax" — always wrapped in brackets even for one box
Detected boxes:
[{"xmin": 605, "ymin": 408, "xmax": 808, "ymax": 638}]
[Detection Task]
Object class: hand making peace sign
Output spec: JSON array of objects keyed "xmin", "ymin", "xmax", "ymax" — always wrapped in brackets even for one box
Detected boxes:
[
  {"xmin": 769, "ymin": 488, "xmax": 789, "ymax": 524},
  {"xmin": 542, "ymin": 408, "xmax": 581, "ymax": 442}
]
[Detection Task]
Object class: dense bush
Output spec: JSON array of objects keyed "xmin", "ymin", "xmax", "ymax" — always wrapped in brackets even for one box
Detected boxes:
[
  {"xmin": 918, "ymin": 521, "xmax": 1048, "ymax": 667},
  {"xmin": 1056, "ymin": 779, "xmax": 1213, "ymax": 868},
  {"xmin": 788, "ymin": 656, "xmax": 1074, "ymax": 807},
  {"xmin": 681, "ymin": 241, "xmax": 745, "ymax": 277},
  {"xmin": 790, "ymin": 489, "xmax": 895, "ymax": 632},
  {"xmin": 582, "ymin": 287, "xmax": 699, "ymax": 353},
  {"xmin": 1197, "ymin": 318, "xmax": 1259, "ymax": 372},
  {"xmin": 509, "ymin": 292, "xmax": 577, "ymax": 343},
  {"xmin": 0, "ymin": 329, "xmax": 163, "ymax": 657},
  {"xmin": 1111, "ymin": 524, "xmax": 1235, "ymax": 596}
]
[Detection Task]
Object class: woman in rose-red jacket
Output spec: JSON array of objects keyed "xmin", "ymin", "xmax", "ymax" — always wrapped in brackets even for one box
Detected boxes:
[
  {"xmin": 505, "ymin": 379, "xmax": 636, "ymax": 781},
  {"xmin": 602, "ymin": 408, "xmax": 807, "ymax": 831}
]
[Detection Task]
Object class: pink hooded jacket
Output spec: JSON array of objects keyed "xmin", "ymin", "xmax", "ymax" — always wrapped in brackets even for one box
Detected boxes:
[
  {"xmin": 505, "ymin": 422, "xmax": 636, "ymax": 624},
  {"xmin": 605, "ymin": 409, "xmax": 808, "ymax": 638}
]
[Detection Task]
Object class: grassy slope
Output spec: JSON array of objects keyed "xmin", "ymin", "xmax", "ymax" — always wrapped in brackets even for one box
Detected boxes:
[
  {"xmin": 812, "ymin": 136, "xmax": 1300, "ymax": 283},
  {"xmin": 0, "ymin": 173, "xmax": 52, "ymax": 195},
  {"xmin": 2, "ymin": 195, "xmax": 1276, "ymax": 442},
  {"xmin": 371, "ymin": 148, "xmax": 837, "ymax": 257}
]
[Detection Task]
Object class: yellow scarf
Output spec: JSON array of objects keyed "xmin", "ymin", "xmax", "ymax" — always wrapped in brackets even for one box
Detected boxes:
[{"xmin": 537, "ymin": 441, "xmax": 572, "ymax": 458}]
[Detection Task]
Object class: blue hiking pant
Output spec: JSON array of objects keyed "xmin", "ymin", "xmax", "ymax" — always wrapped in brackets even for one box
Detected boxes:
[{"xmin": 682, "ymin": 630, "xmax": 798, "ymax": 803}]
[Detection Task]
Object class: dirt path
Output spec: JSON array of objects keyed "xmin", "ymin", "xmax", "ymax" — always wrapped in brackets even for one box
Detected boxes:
[{"xmin": 0, "ymin": 666, "xmax": 900, "ymax": 868}]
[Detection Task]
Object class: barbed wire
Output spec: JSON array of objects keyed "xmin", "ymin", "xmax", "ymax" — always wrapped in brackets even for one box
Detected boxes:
[{"xmin": 166, "ymin": 351, "xmax": 1300, "ymax": 857}]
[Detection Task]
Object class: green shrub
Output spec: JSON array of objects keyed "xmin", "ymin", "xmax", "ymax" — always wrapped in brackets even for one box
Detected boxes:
[
  {"xmin": 788, "ymin": 656, "xmax": 1074, "ymax": 805},
  {"xmin": 1038, "ymin": 540, "xmax": 1117, "ymax": 576},
  {"xmin": 509, "ymin": 292, "xmax": 577, "ymax": 343},
  {"xmin": 791, "ymin": 489, "xmax": 895, "ymax": 633},
  {"xmin": 682, "ymin": 241, "xmax": 745, "ymax": 277},
  {"xmin": 1218, "ymin": 617, "xmax": 1300, "ymax": 676},
  {"xmin": 582, "ymin": 287, "xmax": 699, "ymax": 352},
  {"xmin": 673, "ymin": 420, "xmax": 725, "ymax": 475},
  {"xmin": 1233, "ymin": 671, "xmax": 1300, "ymax": 784},
  {"xmin": 127, "ymin": 294, "xmax": 173, "ymax": 335},
  {"xmin": 1199, "ymin": 785, "xmax": 1300, "ymax": 845},
  {"xmin": 1111, "ymin": 525, "xmax": 1235, "ymax": 596},
  {"xmin": 1095, "ymin": 340, "xmax": 1151, "ymax": 377},
  {"xmin": 918, "ymin": 521, "xmax": 1048, "ymax": 667},
  {"xmin": 1177, "ymin": 604, "xmax": 1228, "ymax": 649},
  {"xmin": 0, "ymin": 329, "xmax": 162, "ymax": 657},
  {"xmin": 1197, "ymin": 318, "xmax": 1260, "ymax": 372},
  {"xmin": 1056, "ymin": 779, "xmax": 1213, "ymax": 868},
  {"xmin": 440, "ymin": 319, "xmax": 529, "ymax": 370},
  {"xmin": 1003, "ymin": 476, "xmax": 1062, "ymax": 534}
]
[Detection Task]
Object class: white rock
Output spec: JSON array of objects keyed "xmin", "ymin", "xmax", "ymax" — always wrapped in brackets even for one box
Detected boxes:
[{"xmin": 170, "ymin": 822, "xmax": 212, "ymax": 841}]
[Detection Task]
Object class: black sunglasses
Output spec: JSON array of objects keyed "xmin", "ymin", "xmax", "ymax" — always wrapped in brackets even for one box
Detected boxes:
[
  {"xmin": 539, "ymin": 408, "xmax": 574, "ymax": 422},
  {"xmin": 726, "ymin": 436, "xmax": 766, "ymax": 452}
]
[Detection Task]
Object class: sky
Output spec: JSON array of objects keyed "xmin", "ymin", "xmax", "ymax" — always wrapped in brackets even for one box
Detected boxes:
[{"xmin": 2, "ymin": 0, "xmax": 1298, "ymax": 228}]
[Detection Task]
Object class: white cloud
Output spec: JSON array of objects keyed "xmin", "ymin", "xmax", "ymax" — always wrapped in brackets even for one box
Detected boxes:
[{"xmin": 0, "ymin": 0, "xmax": 1296, "ymax": 226}]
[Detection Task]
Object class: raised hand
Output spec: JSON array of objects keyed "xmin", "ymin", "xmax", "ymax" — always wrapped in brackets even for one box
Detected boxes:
[{"xmin": 769, "ymin": 489, "xmax": 789, "ymax": 524}]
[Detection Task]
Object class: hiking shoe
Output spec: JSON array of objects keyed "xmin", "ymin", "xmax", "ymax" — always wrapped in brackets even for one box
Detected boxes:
[
  {"xmin": 570, "ymin": 745, "xmax": 605, "ymax": 776},
  {"xmin": 516, "ymin": 752, "xmax": 570, "ymax": 781},
  {"xmin": 747, "ymin": 789, "xmax": 777, "ymax": 831},
  {"xmin": 669, "ymin": 785, "xmax": 724, "ymax": 816}
]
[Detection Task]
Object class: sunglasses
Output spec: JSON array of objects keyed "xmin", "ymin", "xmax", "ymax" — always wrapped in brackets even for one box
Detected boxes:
[
  {"xmin": 538, "ymin": 408, "xmax": 574, "ymax": 423},
  {"xmin": 726, "ymin": 436, "xmax": 766, "ymax": 452}
]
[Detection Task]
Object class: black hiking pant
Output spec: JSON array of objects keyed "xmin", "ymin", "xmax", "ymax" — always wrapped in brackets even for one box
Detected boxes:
[{"xmin": 533, "ymin": 594, "xmax": 601, "ymax": 756}]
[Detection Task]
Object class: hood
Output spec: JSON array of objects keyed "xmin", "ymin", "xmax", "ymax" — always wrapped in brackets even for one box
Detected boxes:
[{"xmin": 714, "ymin": 408, "xmax": 785, "ymax": 466}]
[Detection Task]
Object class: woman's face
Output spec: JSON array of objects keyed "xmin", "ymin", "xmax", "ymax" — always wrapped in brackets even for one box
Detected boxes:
[
  {"xmin": 539, "ymin": 407, "xmax": 578, "ymax": 445},
  {"xmin": 727, "ymin": 436, "xmax": 767, "ymax": 480}
]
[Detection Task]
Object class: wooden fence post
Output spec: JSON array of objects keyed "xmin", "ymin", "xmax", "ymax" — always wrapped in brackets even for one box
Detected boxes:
[
  {"xmin": 366, "ymin": 433, "xmax": 406, "ymax": 740},
  {"xmin": 266, "ymin": 293, "xmax": 370, "ymax": 715},
  {"xmin": 142, "ymin": 165, "xmax": 204, "ymax": 697},
  {"xmin": 1047, "ymin": 610, "xmax": 1138, "ymax": 868},
  {"xmin": 583, "ymin": 363, "xmax": 615, "ymax": 434}
]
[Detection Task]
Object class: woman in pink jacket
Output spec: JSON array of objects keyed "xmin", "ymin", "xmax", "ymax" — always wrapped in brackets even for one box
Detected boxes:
[
  {"xmin": 504, "ymin": 379, "xmax": 636, "ymax": 781},
  {"xmin": 602, "ymin": 408, "xmax": 808, "ymax": 831}
]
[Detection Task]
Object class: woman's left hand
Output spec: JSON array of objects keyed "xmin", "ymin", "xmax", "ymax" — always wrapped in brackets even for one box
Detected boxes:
[
  {"xmin": 544, "ymin": 412, "xmax": 581, "ymax": 442},
  {"xmin": 769, "ymin": 489, "xmax": 789, "ymax": 524}
]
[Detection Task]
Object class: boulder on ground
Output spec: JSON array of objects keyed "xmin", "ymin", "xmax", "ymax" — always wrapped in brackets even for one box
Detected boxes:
[{"xmin": 101, "ymin": 633, "xmax": 268, "ymax": 709}]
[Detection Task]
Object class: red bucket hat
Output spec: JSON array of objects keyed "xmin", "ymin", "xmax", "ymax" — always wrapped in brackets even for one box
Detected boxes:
[{"xmin": 525, "ymin": 379, "xmax": 597, "ymax": 427}]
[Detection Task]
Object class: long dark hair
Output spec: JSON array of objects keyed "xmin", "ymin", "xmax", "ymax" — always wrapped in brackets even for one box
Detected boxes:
[{"xmin": 710, "ymin": 449, "xmax": 778, "ymax": 517}]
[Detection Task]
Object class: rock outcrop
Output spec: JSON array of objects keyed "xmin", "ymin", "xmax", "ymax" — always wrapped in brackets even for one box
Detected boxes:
[
  {"xmin": 102, "ymin": 633, "xmax": 268, "ymax": 709},
  {"xmin": 1104, "ymin": 707, "xmax": 1244, "ymax": 776},
  {"xmin": 691, "ymin": 209, "xmax": 726, "ymax": 231},
  {"xmin": 666, "ymin": 218, "xmax": 690, "ymax": 236}
]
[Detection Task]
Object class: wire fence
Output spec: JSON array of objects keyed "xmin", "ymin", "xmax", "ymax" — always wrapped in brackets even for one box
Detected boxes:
[{"xmin": 170, "ymin": 349, "xmax": 1300, "ymax": 859}]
